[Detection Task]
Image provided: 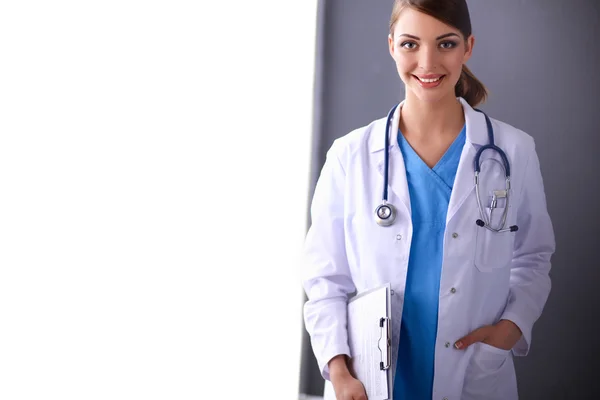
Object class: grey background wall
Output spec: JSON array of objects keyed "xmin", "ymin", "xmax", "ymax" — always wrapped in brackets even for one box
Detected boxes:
[{"xmin": 300, "ymin": 0, "xmax": 600, "ymax": 398}]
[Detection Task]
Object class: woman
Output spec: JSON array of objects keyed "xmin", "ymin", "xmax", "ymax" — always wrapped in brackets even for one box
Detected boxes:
[{"xmin": 302, "ymin": 0, "xmax": 555, "ymax": 399}]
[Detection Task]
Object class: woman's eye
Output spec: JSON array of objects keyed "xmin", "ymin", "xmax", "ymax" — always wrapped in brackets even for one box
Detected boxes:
[
  {"xmin": 400, "ymin": 41, "xmax": 417, "ymax": 49},
  {"xmin": 440, "ymin": 41, "xmax": 457, "ymax": 49}
]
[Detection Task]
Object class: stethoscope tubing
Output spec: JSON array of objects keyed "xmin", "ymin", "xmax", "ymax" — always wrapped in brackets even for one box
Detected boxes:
[{"xmin": 377, "ymin": 103, "xmax": 516, "ymax": 232}]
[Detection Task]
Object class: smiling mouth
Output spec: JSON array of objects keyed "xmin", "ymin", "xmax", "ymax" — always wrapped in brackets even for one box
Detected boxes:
[
  {"xmin": 412, "ymin": 74, "xmax": 446, "ymax": 88},
  {"xmin": 414, "ymin": 75, "xmax": 445, "ymax": 83}
]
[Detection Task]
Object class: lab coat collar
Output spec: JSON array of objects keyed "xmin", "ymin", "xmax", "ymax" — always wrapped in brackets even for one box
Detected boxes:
[{"xmin": 368, "ymin": 97, "xmax": 489, "ymax": 153}]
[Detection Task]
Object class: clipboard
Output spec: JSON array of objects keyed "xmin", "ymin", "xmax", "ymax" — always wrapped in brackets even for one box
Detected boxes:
[{"xmin": 346, "ymin": 284, "xmax": 393, "ymax": 400}]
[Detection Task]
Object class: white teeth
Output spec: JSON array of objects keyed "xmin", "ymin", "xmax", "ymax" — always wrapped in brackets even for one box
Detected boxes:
[{"xmin": 418, "ymin": 76, "xmax": 441, "ymax": 83}]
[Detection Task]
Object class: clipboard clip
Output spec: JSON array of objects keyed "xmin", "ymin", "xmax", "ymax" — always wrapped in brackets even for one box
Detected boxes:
[{"xmin": 378, "ymin": 317, "xmax": 391, "ymax": 371}]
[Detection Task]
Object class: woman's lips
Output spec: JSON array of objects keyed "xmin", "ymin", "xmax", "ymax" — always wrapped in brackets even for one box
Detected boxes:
[{"xmin": 413, "ymin": 74, "xmax": 445, "ymax": 88}]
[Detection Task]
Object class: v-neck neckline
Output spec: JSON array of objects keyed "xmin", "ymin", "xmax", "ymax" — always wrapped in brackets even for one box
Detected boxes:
[{"xmin": 398, "ymin": 125, "xmax": 466, "ymax": 172}]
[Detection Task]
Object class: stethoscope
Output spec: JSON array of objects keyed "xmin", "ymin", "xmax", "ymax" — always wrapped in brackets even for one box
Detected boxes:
[{"xmin": 374, "ymin": 104, "xmax": 518, "ymax": 233}]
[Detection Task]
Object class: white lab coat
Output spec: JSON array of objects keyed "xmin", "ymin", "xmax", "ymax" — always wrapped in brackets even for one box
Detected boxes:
[{"xmin": 302, "ymin": 98, "xmax": 555, "ymax": 400}]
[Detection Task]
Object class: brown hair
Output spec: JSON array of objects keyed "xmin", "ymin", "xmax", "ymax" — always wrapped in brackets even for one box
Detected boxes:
[{"xmin": 389, "ymin": 0, "xmax": 487, "ymax": 107}]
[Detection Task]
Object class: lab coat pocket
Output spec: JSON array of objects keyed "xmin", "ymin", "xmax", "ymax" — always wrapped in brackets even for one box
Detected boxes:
[
  {"xmin": 475, "ymin": 342, "xmax": 511, "ymax": 368},
  {"xmin": 462, "ymin": 342, "xmax": 517, "ymax": 400},
  {"xmin": 474, "ymin": 207, "xmax": 516, "ymax": 271}
]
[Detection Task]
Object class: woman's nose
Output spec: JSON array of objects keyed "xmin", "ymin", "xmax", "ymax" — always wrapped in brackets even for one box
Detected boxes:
[{"xmin": 417, "ymin": 46, "xmax": 439, "ymax": 71}]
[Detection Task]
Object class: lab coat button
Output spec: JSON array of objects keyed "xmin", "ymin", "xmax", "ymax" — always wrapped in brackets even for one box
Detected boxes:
[
  {"xmin": 450, "ymin": 287, "xmax": 456, "ymax": 294},
  {"xmin": 443, "ymin": 398, "xmax": 449, "ymax": 400},
  {"xmin": 445, "ymin": 342, "xmax": 450, "ymax": 348},
  {"xmin": 396, "ymin": 234, "xmax": 402, "ymax": 240},
  {"xmin": 452, "ymin": 232, "xmax": 459, "ymax": 238}
]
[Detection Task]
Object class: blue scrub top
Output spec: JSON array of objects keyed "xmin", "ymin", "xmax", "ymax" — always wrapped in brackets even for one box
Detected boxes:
[{"xmin": 393, "ymin": 126, "xmax": 466, "ymax": 399}]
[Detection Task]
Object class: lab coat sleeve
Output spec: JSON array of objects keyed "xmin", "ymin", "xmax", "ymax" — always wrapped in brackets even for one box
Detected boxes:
[
  {"xmin": 302, "ymin": 139, "xmax": 356, "ymax": 381},
  {"xmin": 501, "ymin": 141, "xmax": 555, "ymax": 356}
]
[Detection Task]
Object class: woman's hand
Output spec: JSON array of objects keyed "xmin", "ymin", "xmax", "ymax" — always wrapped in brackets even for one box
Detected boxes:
[
  {"xmin": 453, "ymin": 319, "xmax": 523, "ymax": 351},
  {"xmin": 329, "ymin": 355, "xmax": 368, "ymax": 400}
]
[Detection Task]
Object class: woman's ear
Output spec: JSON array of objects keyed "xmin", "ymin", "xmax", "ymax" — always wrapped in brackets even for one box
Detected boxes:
[
  {"xmin": 388, "ymin": 34, "xmax": 395, "ymax": 58},
  {"xmin": 463, "ymin": 34, "xmax": 475, "ymax": 63}
]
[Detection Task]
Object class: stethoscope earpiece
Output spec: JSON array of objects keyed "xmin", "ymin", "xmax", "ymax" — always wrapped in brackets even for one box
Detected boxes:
[{"xmin": 476, "ymin": 218, "xmax": 519, "ymax": 233}]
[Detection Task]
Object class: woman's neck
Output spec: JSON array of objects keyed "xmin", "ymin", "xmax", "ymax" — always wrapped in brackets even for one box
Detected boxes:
[{"xmin": 399, "ymin": 93, "xmax": 465, "ymax": 140}]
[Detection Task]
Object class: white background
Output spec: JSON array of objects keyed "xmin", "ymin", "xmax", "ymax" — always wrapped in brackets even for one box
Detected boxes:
[{"xmin": 0, "ymin": 1, "xmax": 317, "ymax": 398}]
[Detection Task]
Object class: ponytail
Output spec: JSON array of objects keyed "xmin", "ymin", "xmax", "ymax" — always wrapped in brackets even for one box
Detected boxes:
[{"xmin": 455, "ymin": 65, "xmax": 487, "ymax": 107}]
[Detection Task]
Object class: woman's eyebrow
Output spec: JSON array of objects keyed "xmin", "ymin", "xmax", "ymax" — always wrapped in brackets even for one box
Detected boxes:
[{"xmin": 397, "ymin": 32, "xmax": 460, "ymax": 40}]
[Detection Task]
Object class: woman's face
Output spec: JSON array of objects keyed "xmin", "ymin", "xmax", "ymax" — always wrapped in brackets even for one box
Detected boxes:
[{"xmin": 388, "ymin": 7, "xmax": 474, "ymax": 104}]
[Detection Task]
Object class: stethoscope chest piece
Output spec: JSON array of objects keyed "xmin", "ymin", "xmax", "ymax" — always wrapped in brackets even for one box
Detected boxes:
[{"xmin": 375, "ymin": 203, "xmax": 396, "ymax": 227}]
